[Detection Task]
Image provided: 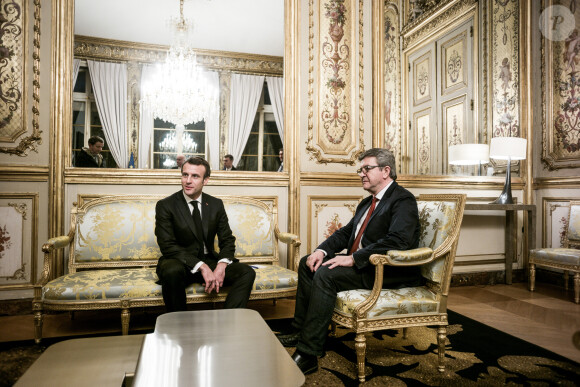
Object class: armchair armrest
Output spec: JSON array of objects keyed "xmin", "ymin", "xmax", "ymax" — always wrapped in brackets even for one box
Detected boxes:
[
  {"xmin": 42, "ymin": 235, "xmax": 73, "ymax": 253},
  {"xmin": 35, "ymin": 235, "xmax": 73, "ymax": 292},
  {"xmin": 275, "ymin": 226, "xmax": 302, "ymax": 271},
  {"xmin": 370, "ymin": 247, "xmax": 434, "ymax": 267}
]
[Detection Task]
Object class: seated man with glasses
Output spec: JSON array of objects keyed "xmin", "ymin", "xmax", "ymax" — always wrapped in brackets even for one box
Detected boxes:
[{"xmin": 277, "ymin": 148, "xmax": 421, "ymax": 375}]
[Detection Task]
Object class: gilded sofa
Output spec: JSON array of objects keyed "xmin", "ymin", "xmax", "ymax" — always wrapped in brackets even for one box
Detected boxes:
[
  {"xmin": 529, "ymin": 200, "xmax": 580, "ymax": 303},
  {"xmin": 331, "ymin": 194, "xmax": 466, "ymax": 382},
  {"xmin": 33, "ymin": 195, "xmax": 300, "ymax": 343}
]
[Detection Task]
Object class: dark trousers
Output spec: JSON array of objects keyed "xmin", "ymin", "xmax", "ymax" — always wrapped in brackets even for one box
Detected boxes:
[
  {"xmin": 156, "ymin": 257, "xmax": 256, "ymax": 312},
  {"xmin": 293, "ymin": 255, "xmax": 367, "ymax": 356}
]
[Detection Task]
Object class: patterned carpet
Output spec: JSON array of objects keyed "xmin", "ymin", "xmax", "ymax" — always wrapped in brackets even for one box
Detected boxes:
[{"xmin": 2, "ymin": 310, "xmax": 579, "ymax": 386}]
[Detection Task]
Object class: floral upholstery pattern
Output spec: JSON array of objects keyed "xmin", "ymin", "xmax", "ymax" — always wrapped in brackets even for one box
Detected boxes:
[
  {"xmin": 75, "ymin": 200, "xmax": 160, "ymax": 262},
  {"xmin": 222, "ymin": 202, "xmax": 274, "ymax": 258},
  {"xmin": 43, "ymin": 264, "xmax": 297, "ymax": 301},
  {"xmin": 336, "ymin": 287, "xmax": 439, "ymax": 318}
]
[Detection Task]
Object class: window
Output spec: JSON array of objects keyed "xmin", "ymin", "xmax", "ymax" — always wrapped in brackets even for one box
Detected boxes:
[
  {"xmin": 72, "ymin": 66, "xmax": 118, "ymax": 168},
  {"xmin": 152, "ymin": 120, "xmax": 206, "ymax": 169},
  {"xmin": 238, "ymin": 83, "xmax": 283, "ymax": 171}
]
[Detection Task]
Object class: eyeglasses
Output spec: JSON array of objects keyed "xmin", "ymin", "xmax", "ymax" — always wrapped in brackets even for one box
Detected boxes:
[{"xmin": 356, "ymin": 165, "xmax": 382, "ymax": 175}]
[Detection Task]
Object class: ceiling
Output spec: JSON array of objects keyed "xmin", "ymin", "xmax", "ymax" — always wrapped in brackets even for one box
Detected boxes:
[{"xmin": 74, "ymin": 0, "xmax": 285, "ymax": 57}]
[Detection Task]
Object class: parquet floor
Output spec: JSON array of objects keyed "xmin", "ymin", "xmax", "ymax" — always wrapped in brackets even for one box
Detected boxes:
[{"xmin": 447, "ymin": 282, "xmax": 580, "ymax": 363}]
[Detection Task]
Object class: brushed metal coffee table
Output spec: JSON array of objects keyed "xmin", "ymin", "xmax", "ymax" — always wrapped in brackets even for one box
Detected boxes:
[{"xmin": 132, "ymin": 309, "xmax": 304, "ymax": 387}]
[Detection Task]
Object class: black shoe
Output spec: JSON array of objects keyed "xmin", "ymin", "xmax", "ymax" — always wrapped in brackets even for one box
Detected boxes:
[
  {"xmin": 277, "ymin": 330, "xmax": 300, "ymax": 347},
  {"xmin": 291, "ymin": 350, "xmax": 318, "ymax": 375}
]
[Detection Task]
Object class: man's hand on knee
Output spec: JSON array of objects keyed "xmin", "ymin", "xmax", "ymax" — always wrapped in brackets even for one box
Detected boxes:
[
  {"xmin": 199, "ymin": 264, "xmax": 217, "ymax": 293},
  {"xmin": 306, "ymin": 250, "xmax": 325, "ymax": 272},
  {"xmin": 213, "ymin": 262, "xmax": 227, "ymax": 293},
  {"xmin": 322, "ymin": 255, "xmax": 355, "ymax": 269}
]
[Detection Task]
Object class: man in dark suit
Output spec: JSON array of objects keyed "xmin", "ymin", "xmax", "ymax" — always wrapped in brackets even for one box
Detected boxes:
[
  {"xmin": 155, "ymin": 157, "xmax": 255, "ymax": 312},
  {"xmin": 223, "ymin": 154, "xmax": 237, "ymax": 171},
  {"xmin": 75, "ymin": 136, "xmax": 106, "ymax": 168},
  {"xmin": 277, "ymin": 148, "xmax": 421, "ymax": 375}
]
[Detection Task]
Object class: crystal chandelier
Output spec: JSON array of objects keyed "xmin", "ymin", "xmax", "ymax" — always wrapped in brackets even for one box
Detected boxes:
[{"xmin": 141, "ymin": 0, "xmax": 218, "ymax": 129}]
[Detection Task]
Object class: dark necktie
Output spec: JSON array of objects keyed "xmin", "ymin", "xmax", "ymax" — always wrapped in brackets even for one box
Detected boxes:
[
  {"xmin": 191, "ymin": 201, "xmax": 204, "ymax": 243},
  {"xmin": 349, "ymin": 196, "xmax": 378, "ymax": 255}
]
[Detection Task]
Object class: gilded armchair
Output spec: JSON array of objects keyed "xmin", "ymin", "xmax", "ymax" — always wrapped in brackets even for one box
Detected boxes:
[
  {"xmin": 331, "ymin": 194, "xmax": 466, "ymax": 382},
  {"xmin": 529, "ymin": 200, "xmax": 580, "ymax": 303}
]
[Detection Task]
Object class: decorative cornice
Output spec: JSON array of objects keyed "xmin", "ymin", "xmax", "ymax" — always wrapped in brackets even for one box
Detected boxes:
[
  {"xmin": 0, "ymin": 165, "xmax": 49, "ymax": 181},
  {"xmin": 402, "ymin": 0, "xmax": 477, "ymax": 51},
  {"xmin": 74, "ymin": 35, "xmax": 283, "ymax": 76}
]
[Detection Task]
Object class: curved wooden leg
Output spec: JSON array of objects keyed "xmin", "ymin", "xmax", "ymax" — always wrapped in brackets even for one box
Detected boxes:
[
  {"xmin": 437, "ymin": 326, "xmax": 446, "ymax": 372},
  {"xmin": 564, "ymin": 271, "xmax": 569, "ymax": 291},
  {"xmin": 355, "ymin": 333, "xmax": 367, "ymax": 382},
  {"xmin": 574, "ymin": 272, "xmax": 580, "ymax": 304},
  {"xmin": 402, "ymin": 327, "xmax": 408, "ymax": 339},
  {"xmin": 329, "ymin": 321, "xmax": 337, "ymax": 337},
  {"xmin": 529, "ymin": 264, "xmax": 536, "ymax": 292},
  {"xmin": 121, "ymin": 308, "xmax": 130, "ymax": 335}
]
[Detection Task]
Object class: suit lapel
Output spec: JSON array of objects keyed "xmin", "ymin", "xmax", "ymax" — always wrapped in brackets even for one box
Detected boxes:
[
  {"xmin": 177, "ymin": 191, "xmax": 204, "ymax": 242},
  {"xmin": 368, "ymin": 181, "xmax": 398, "ymax": 222}
]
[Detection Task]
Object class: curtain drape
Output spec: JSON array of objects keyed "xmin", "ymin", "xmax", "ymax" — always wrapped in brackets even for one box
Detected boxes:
[
  {"xmin": 266, "ymin": 77, "xmax": 284, "ymax": 144},
  {"xmin": 138, "ymin": 65, "xmax": 155, "ymax": 168},
  {"xmin": 204, "ymin": 71, "xmax": 220, "ymax": 171},
  {"xmin": 73, "ymin": 59, "xmax": 81, "ymax": 88},
  {"xmin": 87, "ymin": 60, "xmax": 129, "ymax": 168},
  {"xmin": 227, "ymin": 74, "xmax": 264, "ymax": 168}
]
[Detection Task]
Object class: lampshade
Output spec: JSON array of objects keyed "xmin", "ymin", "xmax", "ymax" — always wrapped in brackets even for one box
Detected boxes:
[
  {"xmin": 489, "ymin": 137, "xmax": 527, "ymax": 160},
  {"xmin": 448, "ymin": 144, "xmax": 490, "ymax": 165}
]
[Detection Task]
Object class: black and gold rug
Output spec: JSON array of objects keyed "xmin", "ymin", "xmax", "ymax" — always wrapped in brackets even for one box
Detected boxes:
[
  {"xmin": 2, "ymin": 311, "xmax": 579, "ymax": 386},
  {"xmin": 270, "ymin": 310, "xmax": 580, "ymax": 386}
]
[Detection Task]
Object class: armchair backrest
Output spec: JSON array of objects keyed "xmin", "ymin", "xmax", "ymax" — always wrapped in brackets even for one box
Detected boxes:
[
  {"xmin": 416, "ymin": 194, "xmax": 466, "ymax": 292},
  {"xmin": 565, "ymin": 201, "xmax": 580, "ymax": 249}
]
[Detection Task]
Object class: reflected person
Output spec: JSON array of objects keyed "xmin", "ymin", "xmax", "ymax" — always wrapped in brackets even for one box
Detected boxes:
[
  {"xmin": 223, "ymin": 154, "xmax": 237, "ymax": 171},
  {"xmin": 75, "ymin": 136, "xmax": 106, "ymax": 168}
]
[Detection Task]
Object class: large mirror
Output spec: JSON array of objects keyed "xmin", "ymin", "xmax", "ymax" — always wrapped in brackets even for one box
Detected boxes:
[{"xmin": 71, "ymin": 0, "xmax": 284, "ymax": 171}]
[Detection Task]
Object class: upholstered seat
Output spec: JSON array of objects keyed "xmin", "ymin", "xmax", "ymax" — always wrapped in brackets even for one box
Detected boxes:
[
  {"xmin": 332, "ymin": 194, "xmax": 466, "ymax": 382},
  {"xmin": 529, "ymin": 201, "xmax": 580, "ymax": 303}
]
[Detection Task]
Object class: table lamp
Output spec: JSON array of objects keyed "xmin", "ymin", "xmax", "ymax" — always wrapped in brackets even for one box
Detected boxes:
[
  {"xmin": 448, "ymin": 144, "xmax": 490, "ymax": 176},
  {"xmin": 489, "ymin": 137, "xmax": 527, "ymax": 204}
]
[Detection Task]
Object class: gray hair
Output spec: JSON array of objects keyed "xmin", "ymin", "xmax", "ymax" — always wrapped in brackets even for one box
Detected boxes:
[{"xmin": 358, "ymin": 148, "xmax": 397, "ymax": 180}]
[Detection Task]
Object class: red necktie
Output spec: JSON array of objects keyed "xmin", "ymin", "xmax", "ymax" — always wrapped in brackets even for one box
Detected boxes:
[{"xmin": 349, "ymin": 196, "xmax": 377, "ymax": 255}]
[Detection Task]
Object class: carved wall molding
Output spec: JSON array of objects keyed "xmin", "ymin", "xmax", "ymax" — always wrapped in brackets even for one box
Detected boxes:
[
  {"xmin": 0, "ymin": 0, "xmax": 42, "ymax": 156},
  {"xmin": 306, "ymin": 0, "xmax": 365, "ymax": 165},
  {"xmin": 74, "ymin": 35, "xmax": 283, "ymax": 76}
]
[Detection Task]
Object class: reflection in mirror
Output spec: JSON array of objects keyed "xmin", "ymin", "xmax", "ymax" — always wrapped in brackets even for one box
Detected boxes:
[{"xmin": 72, "ymin": 0, "xmax": 284, "ymax": 171}]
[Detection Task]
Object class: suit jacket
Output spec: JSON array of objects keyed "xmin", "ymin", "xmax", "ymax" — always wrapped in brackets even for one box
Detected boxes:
[
  {"xmin": 223, "ymin": 166, "xmax": 237, "ymax": 171},
  {"xmin": 155, "ymin": 190, "xmax": 237, "ymax": 269},
  {"xmin": 317, "ymin": 181, "xmax": 421, "ymax": 287},
  {"xmin": 75, "ymin": 148, "xmax": 105, "ymax": 168}
]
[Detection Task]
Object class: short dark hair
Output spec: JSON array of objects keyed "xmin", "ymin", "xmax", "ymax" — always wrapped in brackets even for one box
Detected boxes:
[
  {"xmin": 88, "ymin": 136, "xmax": 104, "ymax": 145},
  {"xmin": 224, "ymin": 154, "xmax": 234, "ymax": 161},
  {"xmin": 183, "ymin": 156, "xmax": 211, "ymax": 178},
  {"xmin": 358, "ymin": 148, "xmax": 397, "ymax": 180}
]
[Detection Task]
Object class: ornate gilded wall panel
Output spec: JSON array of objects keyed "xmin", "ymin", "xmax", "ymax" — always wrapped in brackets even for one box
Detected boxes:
[
  {"xmin": 306, "ymin": 0, "xmax": 365, "ymax": 165},
  {"xmin": 0, "ymin": 0, "xmax": 41, "ymax": 156},
  {"xmin": 0, "ymin": 193, "xmax": 37, "ymax": 289},
  {"xmin": 383, "ymin": 3, "xmax": 401, "ymax": 165},
  {"xmin": 541, "ymin": 0, "xmax": 580, "ymax": 169},
  {"xmin": 491, "ymin": 0, "xmax": 519, "ymax": 138},
  {"xmin": 414, "ymin": 110, "xmax": 432, "ymax": 175},
  {"xmin": 541, "ymin": 197, "xmax": 576, "ymax": 248},
  {"xmin": 307, "ymin": 195, "xmax": 362, "ymax": 252}
]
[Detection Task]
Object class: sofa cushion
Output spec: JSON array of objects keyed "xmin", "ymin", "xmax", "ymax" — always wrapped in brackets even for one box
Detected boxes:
[
  {"xmin": 42, "ymin": 265, "xmax": 297, "ymax": 301},
  {"xmin": 335, "ymin": 287, "xmax": 439, "ymax": 318}
]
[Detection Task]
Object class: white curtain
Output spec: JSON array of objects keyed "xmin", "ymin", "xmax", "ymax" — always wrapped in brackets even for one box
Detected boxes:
[
  {"xmin": 87, "ymin": 60, "xmax": 129, "ymax": 168},
  {"xmin": 204, "ymin": 71, "xmax": 220, "ymax": 171},
  {"xmin": 138, "ymin": 65, "xmax": 156, "ymax": 168},
  {"xmin": 73, "ymin": 59, "xmax": 81, "ymax": 87},
  {"xmin": 228, "ymin": 74, "xmax": 264, "ymax": 168},
  {"xmin": 266, "ymin": 76, "xmax": 284, "ymax": 144}
]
